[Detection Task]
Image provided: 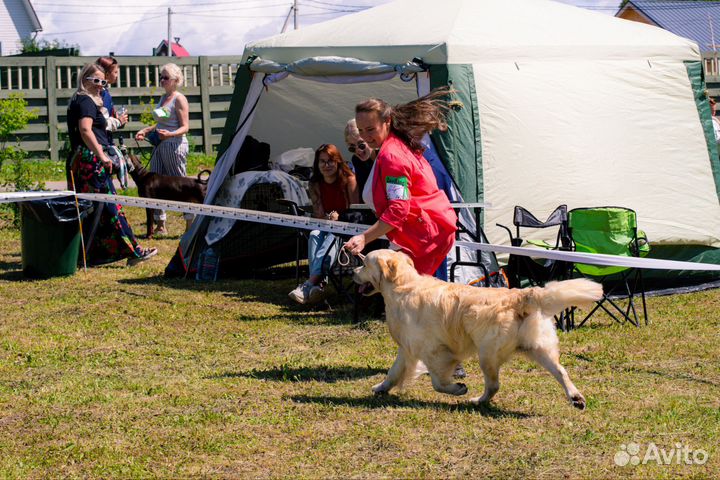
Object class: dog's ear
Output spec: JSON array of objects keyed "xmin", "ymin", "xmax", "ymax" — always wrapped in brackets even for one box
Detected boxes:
[{"xmin": 378, "ymin": 256, "xmax": 402, "ymax": 283}]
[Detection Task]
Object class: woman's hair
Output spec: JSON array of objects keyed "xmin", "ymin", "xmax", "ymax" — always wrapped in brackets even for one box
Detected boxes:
[
  {"xmin": 95, "ymin": 56, "xmax": 117, "ymax": 72},
  {"xmin": 161, "ymin": 63, "xmax": 184, "ymax": 87},
  {"xmin": 355, "ymin": 87, "xmax": 453, "ymax": 153},
  {"xmin": 72, "ymin": 63, "xmax": 105, "ymax": 107},
  {"xmin": 344, "ymin": 118, "xmax": 360, "ymax": 144},
  {"xmin": 310, "ymin": 144, "xmax": 355, "ymax": 191}
]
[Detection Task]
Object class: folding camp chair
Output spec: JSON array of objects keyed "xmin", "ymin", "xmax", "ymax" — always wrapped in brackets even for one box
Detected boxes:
[
  {"xmin": 497, "ymin": 205, "xmax": 573, "ymax": 288},
  {"xmin": 568, "ymin": 207, "xmax": 650, "ymax": 327},
  {"xmin": 497, "ymin": 205, "xmax": 574, "ymax": 330}
]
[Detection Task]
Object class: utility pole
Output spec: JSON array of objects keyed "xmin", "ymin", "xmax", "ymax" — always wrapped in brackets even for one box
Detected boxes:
[
  {"xmin": 167, "ymin": 7, "xmax": 172, "ymax": 56},
  {"xmin": 294, "ymin": 0, "xmax": 298, "ymax": 30}
]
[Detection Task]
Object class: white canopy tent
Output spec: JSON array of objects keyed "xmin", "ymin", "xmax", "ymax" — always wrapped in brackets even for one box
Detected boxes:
[{"xmin": 175, "ymin": 0, "xmax": 720, "ymax": 284}]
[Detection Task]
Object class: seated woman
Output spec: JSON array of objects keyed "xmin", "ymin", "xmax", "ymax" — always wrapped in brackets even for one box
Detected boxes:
[
  {"xmin": 66, "ymin": 63, "xmax": 156, "ymax": 266},
  {"xmin": 289, "ymin": 144, "xmax": 359, "ymax": 305},
  {"xmin": 344, "ymin": 118, "xmax": 378, "ymax": 193}
]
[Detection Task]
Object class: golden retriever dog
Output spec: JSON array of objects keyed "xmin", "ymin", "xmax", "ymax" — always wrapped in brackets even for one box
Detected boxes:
[{"xmin": 353, "ymin": 249, "xmax": 603, "ymax": 409}]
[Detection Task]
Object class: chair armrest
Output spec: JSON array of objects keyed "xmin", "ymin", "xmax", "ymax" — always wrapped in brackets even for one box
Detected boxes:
[
  {"xmin": 525, "ymin": 239, "xmax": 555, "ymax": 250},
  {"xmin": 636, "ymin": 230, "xmax": 650, "ymax": 257}
]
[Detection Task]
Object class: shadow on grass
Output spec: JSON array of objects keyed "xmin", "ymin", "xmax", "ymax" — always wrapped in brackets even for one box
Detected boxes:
[
  {"xmin": 209, "ymin": 365, "xmax": 386, "ymax": 383},
  {"xmin": 0, "ymin": 259, "xmax": 24, "ymax": 281},
  {"xmin": 624, "ymin": 366, "xmax": 719, "ymax": 387},
  {"xmin": 289, "ymin": 394, "xmax": 533, "ymax": 418},
  {"xmin": 119, "ymin": 273, "xmax": 360, "ymax": 324}
]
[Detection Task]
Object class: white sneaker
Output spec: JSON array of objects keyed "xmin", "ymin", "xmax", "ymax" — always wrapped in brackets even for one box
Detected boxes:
[{"xmin": 289, "ymin": 281, "xmax": 314, "ymax": 304}]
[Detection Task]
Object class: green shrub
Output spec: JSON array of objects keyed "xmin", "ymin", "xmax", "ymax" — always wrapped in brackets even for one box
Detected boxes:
[{"xmin": 0, "ymin": 94, "xmax": 42, "ymax": 227}]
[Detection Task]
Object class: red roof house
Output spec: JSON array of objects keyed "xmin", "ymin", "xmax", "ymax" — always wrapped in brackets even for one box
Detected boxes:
[{"xmin": 153, "ymin": 38, "xmax": 189, "ymax": 57}]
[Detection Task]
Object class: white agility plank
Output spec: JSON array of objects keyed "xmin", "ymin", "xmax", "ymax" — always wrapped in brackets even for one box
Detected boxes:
[
  {"xmin": 5, "ymin": 190, "xmax": 720, "ymax": 272},
  {"xmin": 76, "ymin": 193, "xmax": 368, "ymax": 237},
  {"xmin": 0, "ymin": 191, "xmax": 72, "ymax": 204},
  {"xmin": 456, "ymin": 241, "xmax": 720, "ymax": 272}
]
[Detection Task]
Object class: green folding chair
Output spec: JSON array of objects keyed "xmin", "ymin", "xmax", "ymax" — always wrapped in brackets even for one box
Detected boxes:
[{"xmin": 568, "ymin": 207, "xmax": 650, "ymax": 327}]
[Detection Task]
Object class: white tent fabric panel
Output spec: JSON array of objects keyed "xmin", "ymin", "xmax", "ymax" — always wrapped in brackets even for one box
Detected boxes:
[
  {"xmin": 477, "ymin": 59, "xmax": 720, "ymax": 248},
  {"xmin": 248, "ymin": 75, "xmax": 417, "ymax": 157},
  {"xmin": 245, "ymin": 0, "xmax": 698, "ymax": 66}
]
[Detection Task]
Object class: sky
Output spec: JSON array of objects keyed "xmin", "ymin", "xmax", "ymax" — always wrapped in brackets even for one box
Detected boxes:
[{"xmin": 31, "ymin": 0, "xmax": 623, "ymax": 56}]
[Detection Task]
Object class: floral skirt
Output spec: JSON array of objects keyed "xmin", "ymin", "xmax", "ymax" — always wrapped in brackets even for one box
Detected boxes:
[{"xmin": 70, "ymin": 146, "xmax": 143, "ymax": 265}]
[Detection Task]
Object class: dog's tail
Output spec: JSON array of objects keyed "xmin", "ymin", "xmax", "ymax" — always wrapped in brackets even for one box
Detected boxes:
[
  {"xmin": 518, "ymin": 279, "xmax": 602, "ymax": 351},
  {"xmin": 526, "ymin": 278, "xmax": 603, "ymax": 317}
]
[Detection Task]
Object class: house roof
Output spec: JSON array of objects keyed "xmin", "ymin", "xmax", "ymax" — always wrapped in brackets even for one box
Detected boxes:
[
  {"xmin": 21, "ymin": 0, "xmax": 43, "ymax": 32},
  {"xmin": 156, "ymin": 40, "xmax": 189, "ymax": 57},
  {"xmin": 618, "ymin": 1, "xmax": 720, "ymax": 52}
]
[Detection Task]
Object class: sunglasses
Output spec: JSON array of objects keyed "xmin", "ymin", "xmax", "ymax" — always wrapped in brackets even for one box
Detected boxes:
[
  {"xmin": 348, "ymin": 141, "xmax": 367, "ymax": 153},
  {"xmin": 85, "ymin": 77, "xmax": 107, "ymax": 87},
  {"xmin": 160, "ymin": 75, "xmax": 171, "ymax": 81}
]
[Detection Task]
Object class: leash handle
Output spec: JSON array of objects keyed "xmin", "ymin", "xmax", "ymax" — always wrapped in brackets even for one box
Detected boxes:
[{"xmin": 337, "ymin": 246, "xmax": 364, "ymax": 267}]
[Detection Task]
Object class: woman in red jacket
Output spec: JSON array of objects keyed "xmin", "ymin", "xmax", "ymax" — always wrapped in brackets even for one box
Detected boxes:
[{"xmin": 344, "ymin": 89, "xmax": 457, "ymax": 277}]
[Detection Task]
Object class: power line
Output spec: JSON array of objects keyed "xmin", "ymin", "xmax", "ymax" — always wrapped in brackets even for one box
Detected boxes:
[
  {"xmin": 173, "ymin": 10, "xmax": 361, "ymax": 19},
  {"xmin": 33, "ymin": 0, "xmax": 274, "ymax": 7},
  {"xmin": 37, "ymin": 2, "xmax": 291, "ymax": 16},
  {"xmin": 303, "ymin": 0, "xmax": 375, "ymax": 8},
  {"xmin": 40, "ymin": 13, "xmax": 165, "ymax": 35}
]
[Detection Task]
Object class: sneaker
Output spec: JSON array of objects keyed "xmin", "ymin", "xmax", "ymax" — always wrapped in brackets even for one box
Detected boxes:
[
  {"xmin": 306, "ymin": 284, "xmax": 324, "ymax": 305},
  {"xmin": 289, "ymin": 281, "xmax": 314, "ymax": 304},
  {"xmin": 127, "ymin": 247, "xmax": 158, "ymax": 266}
]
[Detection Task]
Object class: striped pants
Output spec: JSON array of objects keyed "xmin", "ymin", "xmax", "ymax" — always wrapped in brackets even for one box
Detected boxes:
[{"xmin": 149, "ymin": 135, "xmax": 189, "ymax": 221}]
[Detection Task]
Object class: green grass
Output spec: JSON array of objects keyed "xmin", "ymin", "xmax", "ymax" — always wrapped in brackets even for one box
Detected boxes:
[{"xmin": 0, "ymin": 209, "xmax": 718, "ymax": 478}]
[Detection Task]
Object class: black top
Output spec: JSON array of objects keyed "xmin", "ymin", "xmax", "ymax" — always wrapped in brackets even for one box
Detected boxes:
[
  {"xmin": 67, "ymin": 94, "xmax": 110, "ymax": 151},
  {"xmin": 351, "ymin": 154, "xmax": 374, "ymax": 194}
]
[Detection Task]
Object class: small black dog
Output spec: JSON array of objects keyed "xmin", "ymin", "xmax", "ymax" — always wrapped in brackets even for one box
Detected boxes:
[{"xmin": 127, "ymin": 154, "xmax": 210, "ymax": 237}]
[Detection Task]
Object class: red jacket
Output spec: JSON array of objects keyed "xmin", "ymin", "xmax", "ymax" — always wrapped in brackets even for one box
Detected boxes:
[{"xmin": 371, "ymin": 133, "xmax": 457, "ymax": 274}]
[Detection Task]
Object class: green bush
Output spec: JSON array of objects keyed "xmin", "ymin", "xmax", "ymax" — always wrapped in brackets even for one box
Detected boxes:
[{"xmin": 0, "ymin": 94, "xmax": 42, "ymax": 227}]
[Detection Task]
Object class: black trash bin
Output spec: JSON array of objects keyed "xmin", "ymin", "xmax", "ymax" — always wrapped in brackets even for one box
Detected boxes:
[{"xmin": 20, "ymin": 196, "xmax": 94, "ymax": 278}]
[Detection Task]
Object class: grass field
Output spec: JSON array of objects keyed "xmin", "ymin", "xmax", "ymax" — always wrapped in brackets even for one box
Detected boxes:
[
  {"xmin": 0, "ymin": 152, "xmax": 216, "ymax": 185},
  {"xmin": 0, "ymin": 208, "xmax": 718, "ymax": 478}
]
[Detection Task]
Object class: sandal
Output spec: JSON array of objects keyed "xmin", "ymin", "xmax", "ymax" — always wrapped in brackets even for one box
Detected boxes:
[{"xmin": 127, "ymin": 247, "xmax": 158, "ymax": 266}]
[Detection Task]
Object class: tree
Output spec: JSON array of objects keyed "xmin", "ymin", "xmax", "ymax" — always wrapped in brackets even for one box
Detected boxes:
[{"xmin": 20, "ymin": 37, "xmax": 80, "ymax": 56}]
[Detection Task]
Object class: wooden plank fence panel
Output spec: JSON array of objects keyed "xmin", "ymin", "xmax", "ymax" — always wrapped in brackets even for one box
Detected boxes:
[
  {"xmin": 1, "ymin": 55, "xmax": 242, "ymax": 158},
  {"xmin": 46, "ymin": 57, "xmax": 59, "ymax": 162}
]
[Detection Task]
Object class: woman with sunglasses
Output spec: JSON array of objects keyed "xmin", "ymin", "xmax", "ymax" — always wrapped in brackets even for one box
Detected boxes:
[
  {"xmin": 135, "ymin": 63, "xmax": 190, "ymax": 235},
  {"xmin": 344, "ymin": 118, "xmax": 378, "ymax": 194},
  {"xmin": 66, "ymin": 63, "xmax": 157, "ymax": 266},
  {"xmin": 289, "ymin": 144, "xmax": 359, "ymax": 305},
  {"xmin": 344, "ymin": 88, "xmax": 457, "ymax": 278}
]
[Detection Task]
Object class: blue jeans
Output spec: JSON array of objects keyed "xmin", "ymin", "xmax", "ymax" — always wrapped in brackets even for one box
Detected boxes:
[
  {"xmin": 308, "ymin": 230, "xmax": 338, "ymax": 277},
  {"xmin": 433, "ymin": 257, "xmax": 448, "ymax": 281}
]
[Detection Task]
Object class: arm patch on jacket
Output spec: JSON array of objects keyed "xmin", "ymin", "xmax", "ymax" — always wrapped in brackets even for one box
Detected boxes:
[{"xmin": 385, "ymin": 176, "xmax": 409, "ymax": 201}]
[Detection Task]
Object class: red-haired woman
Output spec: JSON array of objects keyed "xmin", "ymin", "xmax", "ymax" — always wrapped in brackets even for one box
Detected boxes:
[
  {"xmin": 289, "ymin": 144, "xmax": 359, "ymax": 304},
  {"xmin": 344, "ymin": 89, "xmax": 457, "ymax": 277}
]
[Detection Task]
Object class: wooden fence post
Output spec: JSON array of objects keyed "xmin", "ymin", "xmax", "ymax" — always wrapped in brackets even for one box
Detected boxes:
[
  {"xmin": 199, "ymin": 56, "xmax": 213, "ymax": 155},
  {"xmin": 45, "ymin": 57, "xmax": 59, "ymax": 162}
]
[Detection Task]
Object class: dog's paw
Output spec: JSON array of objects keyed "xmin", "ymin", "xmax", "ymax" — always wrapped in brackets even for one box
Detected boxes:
[
  {"xmin": 570, "ymin": 393, "xmax": 586, "ymax": 410},
  {"xmin": 468, "ymin": 396, "xmax": 488, "ymax": 405},
  {"xmin": 453, "ymin": 383, "xmax": 468, "ymax": 396},
  {"xmin": 372, "ymin": 382, "xmax": 389, "ymax": 395}
]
